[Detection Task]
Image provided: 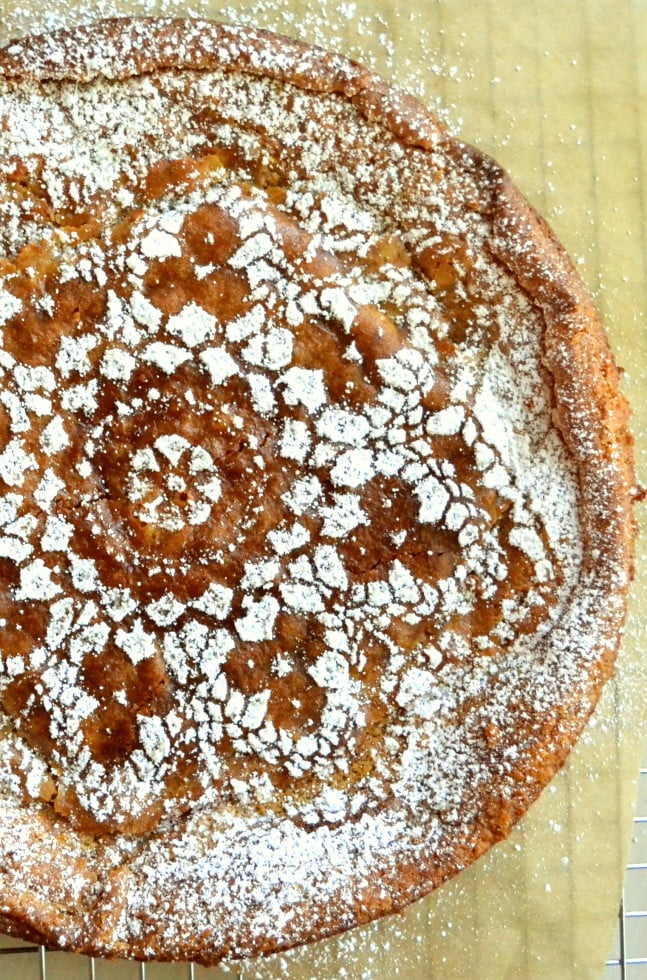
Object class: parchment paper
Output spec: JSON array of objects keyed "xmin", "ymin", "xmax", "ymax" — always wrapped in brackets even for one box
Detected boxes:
[{"xmin": 0, "ymin": 2, "xmax": 644, "ymax": 977}]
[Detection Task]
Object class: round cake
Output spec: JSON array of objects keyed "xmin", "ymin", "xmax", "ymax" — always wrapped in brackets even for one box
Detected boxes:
[{"xmin": 0, "ymin": 17, "xmax": 636, "ymax": 964}]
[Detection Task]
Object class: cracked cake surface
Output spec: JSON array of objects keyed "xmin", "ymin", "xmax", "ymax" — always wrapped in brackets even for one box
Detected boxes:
[{"xmin": 0, "ymin": 16, "xmax": 636, "ymax": 964}]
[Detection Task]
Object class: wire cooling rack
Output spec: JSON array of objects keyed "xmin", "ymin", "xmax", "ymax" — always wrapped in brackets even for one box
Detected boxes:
[
  {"xmin": 0, "ymin": 953, "xmax": 245, "ymax": 978},
  {"xmin": 0, "ymin": 957, "xmax": 245, "ymax": 978},
  {"xmin": 1, "ymin": 754, "xmax": 645, "ymax": 978},
  {"xmin": 605, "ymin": 751, "xmax": 647, "ymax": 980}
]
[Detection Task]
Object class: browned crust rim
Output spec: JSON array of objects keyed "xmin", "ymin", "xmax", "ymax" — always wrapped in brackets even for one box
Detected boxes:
[{"xmin": 0, "ymin": 16, "xmax": 637, "ymax": 966}]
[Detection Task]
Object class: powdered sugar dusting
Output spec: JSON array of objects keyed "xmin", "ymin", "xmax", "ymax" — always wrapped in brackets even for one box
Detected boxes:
[{"xmin": 0, "ymin": 15, "xmax": 633, "ymax": 971}]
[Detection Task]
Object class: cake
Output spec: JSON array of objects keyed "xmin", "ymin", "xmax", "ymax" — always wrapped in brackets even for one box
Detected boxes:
[{"xmin": 0, "ymin": 17, "xmax": 636, "ymax": 964}]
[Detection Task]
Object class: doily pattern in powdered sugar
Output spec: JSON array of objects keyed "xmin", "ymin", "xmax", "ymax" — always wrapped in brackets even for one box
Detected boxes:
[{"xmin": 0, "ymin": 164, "xmax": 571, "ymax": 834}]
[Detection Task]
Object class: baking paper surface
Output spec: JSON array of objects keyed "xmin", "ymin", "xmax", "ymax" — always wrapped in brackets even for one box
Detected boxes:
[{"xmin": 0, "ymin": 1, "xmax": 644, "ymax": 977}]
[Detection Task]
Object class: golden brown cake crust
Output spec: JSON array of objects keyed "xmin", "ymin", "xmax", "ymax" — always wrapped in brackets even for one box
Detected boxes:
[{"xmin": 0, "ymin": 16, "xmax": 636, "ymax": 964}]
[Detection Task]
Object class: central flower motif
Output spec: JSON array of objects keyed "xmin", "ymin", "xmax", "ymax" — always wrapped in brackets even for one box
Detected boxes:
[{"xmin": 128, "ymin": 434, "xmax": 222, "ymax": 531}]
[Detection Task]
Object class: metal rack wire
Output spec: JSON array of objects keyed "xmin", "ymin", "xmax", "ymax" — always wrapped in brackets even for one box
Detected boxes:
[
  {"xmin": 0, "ymin": 953, "xmax": 246, "ymax": 978},
  {"xmin": 605, "ymin": 761, "xmax": 647, "ymax": 979},
  {"xmin": 0, "ymin": 937, "xmax": 257, "ymax": 980},
  {"xmin": 0, "ymin": 956, "xmax": 206, "ymax": 978}
]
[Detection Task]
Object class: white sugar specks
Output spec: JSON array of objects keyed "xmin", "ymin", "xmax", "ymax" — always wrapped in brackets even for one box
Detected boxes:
[
  {"xmin": 416, "ymin": 475, "xmax": 450, "ymax": 524},
  {"xmin": 330, "ymin": 447, "xmax": 374, "ymax": 488},
  {"xmin": 321, "ymin": 493, "xmax": 368, "ymax": 537},
  {"xmin": 0, "ymin": 440, "xmax": 37, "ymax": 486},
  {"xmin": 100, "ymin": 347, "xmax": 137, "ymax": 382},
  {"xmin": 309, "ymin": 649, "xmax": 350, "ymax": 688},
  {"xmin": 314, "ymin": 545, "xmax": 348, "ymax": 589},
  {"xmin": 140, "ymin": 228, "xmax": 182, "ymax": 260},
  {"xmin": 0, "ymin": 287, "xmax": 21, "ymax": 325},
  {"xmin": 280, "ymin": 367, "xmax": 327, "ymax": 413},
  {"xmin": 116, "ymin": 619, "xmax": 157, "ymax": 664},
  {"xmin": 167, "ymin": 302, "xmax": 217, "ymax": 348},
  {"xmin": 16, "ymin": 558, "xmax": 61, "ymax": 601},
  {"xmin": 146, "ymin": 594, "xmax": 186, "ymax": 626},
  {"xmin": 200, "ymin": 345, "xmax": 239, "ymax": 385},
  {"xmin": 138, "ymin": 714, "xmax": 171, "ymax": 765},
  {"xmin": 280, "ymin": 419, "xmax": 311, "ymax": 462},
  {"xmin": 143, "ymin": 342, "xmax": 192, "ymax": 373},
  {"xmin": 192, "ymin": 583, "xmax": 233, "ymax": 619},
  {"xmin": 235, "ymin": 595, "xmax": 280, "ymax": 643}
]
